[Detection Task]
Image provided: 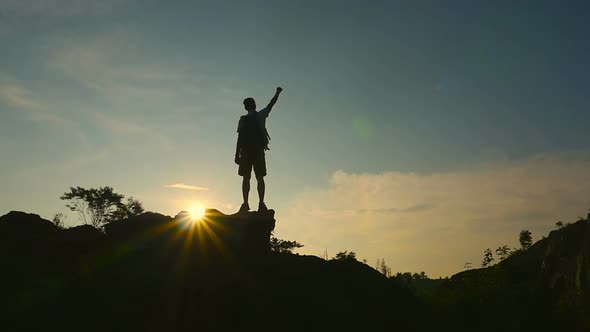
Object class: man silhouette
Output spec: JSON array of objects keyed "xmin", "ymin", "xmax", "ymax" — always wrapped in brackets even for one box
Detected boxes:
[{"xmin": 235, "ymin": 87, "xmax": 283, "ymax": 213}]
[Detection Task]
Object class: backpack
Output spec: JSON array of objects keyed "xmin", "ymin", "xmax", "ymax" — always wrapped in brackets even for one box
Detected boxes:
[{"xmin": 238, "ymin": 113, "xmax": 268, "ymax": 152}]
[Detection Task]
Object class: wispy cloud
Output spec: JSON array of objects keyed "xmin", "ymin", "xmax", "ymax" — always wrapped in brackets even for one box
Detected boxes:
[
  {"xmin": 91, "ymin": 111, "xmax": 150, "ymax": 135},
  {"xmin": 357, "ymin": 204, "xmax": 435, "ymax": 214},
  {"xmin": 8, "ymin": 147, "xmax": 111, "ymax": 178},
  {"xmin": 165, "ymin": 183, "xmax": 209, "ymax": 191},
  {"xmin": 47, "ymin": 29, "xmax": 190, "ymax": 102},
  {"xmin": 40, "ymin": 30, "xmax": 201, "ymax": 151},
  {"xmin": 45, "ymin": 30, "xmax": 193, "ymax": 130},
  {"xmin": 280, "ymin": 152, "xmax": 590, "ymax": 277},
  {"xmin": 0, "ymin": 82, "xmax": 48, "ymax": 112},
  {"xmin": 0, "ymin": 81, "xmax": 67, "ymax": 125},
  {"xmin": 86, "ymin": 111, "xmax": 173, "ymax": 151}
]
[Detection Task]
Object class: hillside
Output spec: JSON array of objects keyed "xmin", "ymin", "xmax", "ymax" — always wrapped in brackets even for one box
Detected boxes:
[
  {"xmin": 2, "ymin": 209, "xmax": 589, "ymax": 331},
  {"xmin": 0, "ymin": 210, "xmax": 424, "ymax": 331},
  {"xmin": 435, "ymin": 213, "xmax": 590, "ymax": 331}
]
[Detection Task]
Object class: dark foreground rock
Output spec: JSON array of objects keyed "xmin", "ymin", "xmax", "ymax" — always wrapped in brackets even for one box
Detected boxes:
[
  {"xmin": 105, "ymin": 209, "xmax": 276, "ymax": 256},
  {"xmin": 0, "ymin": 210, "xmax": 423, "ymax": 331}
]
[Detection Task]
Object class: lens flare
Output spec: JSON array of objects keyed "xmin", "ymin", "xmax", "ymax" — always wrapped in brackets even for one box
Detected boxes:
[{"xmin": 188, "ymin": 205, "xmax": 206, "ymax": 221}]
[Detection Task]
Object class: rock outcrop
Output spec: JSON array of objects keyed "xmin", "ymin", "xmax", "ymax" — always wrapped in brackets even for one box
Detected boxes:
[
  {"xmin": 0, "ymin": 209, "xmax": 420, "ymax": 331},
  {"xmin": 104, "ymin": 209, "xmax": 276, "ymax": 257},
  {"xmin": 0, "ymin": 211, "xmax": 57, "ymax": 238}
]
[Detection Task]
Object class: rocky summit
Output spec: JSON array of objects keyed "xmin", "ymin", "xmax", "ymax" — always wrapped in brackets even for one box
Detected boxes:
[
  {"xmin": 104, "ymin": 209, "xmax": 277, "ymax": 257},
  {"xmin": 0, "ymin": 209, "xmax": 420, "ymax": 331}
]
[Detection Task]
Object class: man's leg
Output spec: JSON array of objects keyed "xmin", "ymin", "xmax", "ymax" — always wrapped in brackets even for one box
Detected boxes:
[
  {"xmin": 242, "ymin": 175, "xmax": 251, "ymax": 205},
  {"xmin": 238, "ymin": 155, "xmax": 253, "ymax": 212},
  {"xmin": 253, "ymin": 151, "xmax": 268, "ymax": 211},
  {"xmin": 256, "ymin": 176, "xmax": 265, "ymax": 204}
]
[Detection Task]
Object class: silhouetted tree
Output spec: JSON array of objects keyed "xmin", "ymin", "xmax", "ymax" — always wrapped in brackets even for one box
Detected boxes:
[
  {"xmin": 495, "ymin": 245, "xmax": 512, "ymax": 261},
  {"xmin": 393, "ymin": 272, "xmax": 413, "ymax": 283},
  {"xmin": 60, "ymin": 186, "xmax": 132, "ymax": 228},
  {"xmin": 519, "ymin": 230, "xmax": 533, "ymax": 250},
  {"xmin": 555, "ymin": 221, "xmax": 564, "ymax": 229},
  {"xmin": 376, "ymin": 258, "xmax": 391, "ymax": 277},
  {"xmin": 108, "ymin": 197, "xmax": 145, "ymax": 222},
  {"xmin": 269, "ymin": 236, "xmax": 303, "ymax": 253},
  {"xmin": 333, "ymin": 251, "xmax": 357, "ymax": 262},
  {"xmin": 481, "ymin": 248, "xmax": 495, "ymax": 267},
  {"xmin": 390, "ymin": 272, "xmax": 416, "ymax": 292},
  {"xmin": 51, "ymin": 212, "xmax": 66, "ymax": 229}
]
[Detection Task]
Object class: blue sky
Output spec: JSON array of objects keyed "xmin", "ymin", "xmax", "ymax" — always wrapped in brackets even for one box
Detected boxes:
[{"xmin": 1, "ymin": 0, "xmax": 589, "ymax": 276}]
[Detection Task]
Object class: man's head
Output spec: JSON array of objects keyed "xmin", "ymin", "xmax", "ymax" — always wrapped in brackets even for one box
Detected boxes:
[{"xmin": 243, "ymin": 97, "xmax": 256, "ymax": 111}]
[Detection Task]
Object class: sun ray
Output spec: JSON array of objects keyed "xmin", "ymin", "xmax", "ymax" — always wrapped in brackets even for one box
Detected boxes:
[{"xmin": 188, "ymin": 204, "xmax": 206, "ymax": 221}]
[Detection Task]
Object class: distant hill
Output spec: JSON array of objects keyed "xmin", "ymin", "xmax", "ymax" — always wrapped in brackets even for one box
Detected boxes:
[
  {"xmin": 435, "ymin": 214, "xmax": 590, "ymax": 331},
  {"xmin": 0, "ymin": 210, "xmax": 423, "ymax": 331}
]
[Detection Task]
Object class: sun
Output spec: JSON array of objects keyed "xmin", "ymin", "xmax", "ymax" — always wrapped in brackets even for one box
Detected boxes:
[{"xmin": 188, "ymin": 204, "xmax": 206, "ymax": 221}]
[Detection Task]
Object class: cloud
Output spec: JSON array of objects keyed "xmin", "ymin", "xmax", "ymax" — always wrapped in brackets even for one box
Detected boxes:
[
  {"xmin": 47, "ymin": 30, "xmax": 190, "ymax": 102},
  {"xmin": 44, "ymin": 30, "xmax": 199, "ymax": 126},
  {"xmin": 91, "ymin": 111, "xmax": 150, "ymax": 135},
  {"xmin": 40, "ymin": 31, "xmax": 202, "ymax": 149},
  {"xmin": 0, "ymin": 82, "xmax": 48, "ymax": 112},
  {"xmin": 86, "ymin": 111, "xmax": 173, "ymax": 151},
  {"xmin": 165, "ymin": 183, "xmax": 209, "ymax": 191},
  {"xmin": 357, "ymin": 204, "xmax": 435, "ymax": 214},
  {"xmin": 7, "ymin": 146, "xmax": 111, "ymax": 179},
  {"xmin": 279, "ymin": 152, "xmax": 590, "ymax": 277},
  {"xmin": 43, "ymin": 28, "xmax": 241, "ymax": 122},
  {"xmin": 0, "ymin": 81, "xmax": 68, "ymax": 125}
]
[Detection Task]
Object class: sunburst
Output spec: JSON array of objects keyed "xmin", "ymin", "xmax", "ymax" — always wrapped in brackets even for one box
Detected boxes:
[{"xmin": 188, "ymin": 204, "xmax": 206, "ymax": 221}]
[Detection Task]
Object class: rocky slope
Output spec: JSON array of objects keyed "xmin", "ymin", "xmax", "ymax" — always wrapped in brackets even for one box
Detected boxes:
[
  {"xmin": 4, "ymin": 209, "xmax": 588, "ymax": 331},
  {"xmin": 0, "ymin": 210, "xmax": 422, "ymax": 331},
  {"xmin": 437, "ymin": 213, "xmax": 590, "ymax": 331}
]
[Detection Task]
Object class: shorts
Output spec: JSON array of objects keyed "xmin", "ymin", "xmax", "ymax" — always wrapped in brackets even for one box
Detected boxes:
[{"xmin": 238, "ymin": 150, "xmax": 266, "ymax": 178}]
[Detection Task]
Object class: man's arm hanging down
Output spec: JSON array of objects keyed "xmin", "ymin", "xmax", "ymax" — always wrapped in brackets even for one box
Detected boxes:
[{"xmin": 235, "ymin": 135, "xmax": 241, "ymax": 164}]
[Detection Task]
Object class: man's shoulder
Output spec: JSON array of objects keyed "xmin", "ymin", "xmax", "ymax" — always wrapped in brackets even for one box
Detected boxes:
[
  {"xmin": 237, "ymin": 115, "xmax": 247, "ymax": 131},
  {"xmin": 258, "ymin": 107, "xmax": 270, "ymax": 118}
]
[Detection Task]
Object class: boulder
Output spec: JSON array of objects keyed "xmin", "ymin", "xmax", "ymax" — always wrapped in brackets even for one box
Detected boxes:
[
  {"xmin": 0, "ymin": 211, "xmax": 57, "ymax": 238},
  {"xmin": 103, "ymin": 209, "xmax": 276, "ymax": 257}
]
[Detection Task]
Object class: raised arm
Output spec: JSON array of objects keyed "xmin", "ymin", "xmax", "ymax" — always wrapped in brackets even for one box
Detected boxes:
[{"xmin": 266, "ymin": 87, "xmax": 283, "ymax": 114}]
